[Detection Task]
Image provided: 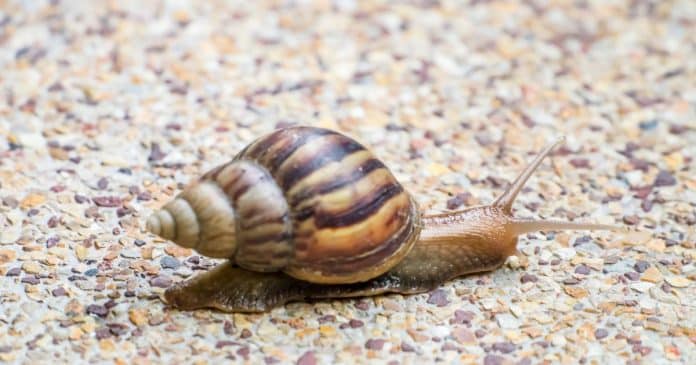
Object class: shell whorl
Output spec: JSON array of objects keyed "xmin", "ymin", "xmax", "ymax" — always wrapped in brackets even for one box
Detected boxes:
[{"xmin": 147, "ymin": 126, "xmax": 421, "ymax": 284}]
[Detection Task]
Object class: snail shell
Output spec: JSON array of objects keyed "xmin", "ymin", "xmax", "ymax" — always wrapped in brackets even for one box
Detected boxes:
[{"xmin": 147, "ymin": 126, "xmax": 421, "ymax": 284}]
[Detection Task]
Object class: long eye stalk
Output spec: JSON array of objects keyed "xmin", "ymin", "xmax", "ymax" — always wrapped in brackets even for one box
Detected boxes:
[{"xmin": 492, "ymin": 136, "xmax": 620, "ymax": 235}]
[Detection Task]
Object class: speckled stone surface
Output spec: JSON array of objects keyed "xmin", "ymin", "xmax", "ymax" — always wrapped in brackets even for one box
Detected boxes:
[{"xmin": 1, "ymin": 1, "xmax": 695, "ymax": 364}]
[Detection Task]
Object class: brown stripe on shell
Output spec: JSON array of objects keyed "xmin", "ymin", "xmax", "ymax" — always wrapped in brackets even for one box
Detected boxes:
[
  {"xmin": 292, "ymin": 190, "xmax": 411, "ymax": 259},
  {"xmin": 264, "ymin": 128, "xmax": 335, "ymax": 173},
  {"xmin": 311, "ymin": 210, "xmax": 415, "ymax": 273},
  {"xmin": 238, "ymin": 127, "xmax": 291, "ymax": 161},
  {"xmin": 214, "ymin": 160, "xmax": 294, "ymax": 272},
  {"xmin": 278, "ymin": 134, "xmax": 365, "ymax": 191},
  {"xmin": 313, "ymin": 183, "xmax": 403, "ymax": 228},
  {"xmin": 284, "ymin": 197, "xmax": 421, "ymax": 284},
  {"xmin": 288, "ymin": 157, "xmax": 386, "ymax": 208}
]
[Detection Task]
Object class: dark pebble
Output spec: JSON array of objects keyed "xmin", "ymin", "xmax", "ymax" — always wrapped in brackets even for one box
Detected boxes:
[
  {"xmin": 107, "ymin": 323, "xmax": 129, "ymax": 336},
  {"xmin": 348, "ymin": 319, "xmax": 364, "ymax": 328},
  {"xmin": 93, "ymin": 196, "xmax": 122, "ymax": 207},
  {"xmin": 639, "ymin": 119, "xmax": 658, "ymax": 130},
  {"xmin": 634, "ymin": 260, "xmax": 650, "ymax": 273},
  {"xmin": 450, "ymin": 310, "xmax": 475, "ymax": 324},
  {"xmin": 653, "ymin": 170, "xmax": 676, "ymax": 187},
  {"xmin": 215, "ymin": 340, "xmax": 238, "ymax": 349},
  {"xmin": 86, "ymin": 304, "xmax": 108, "ymax": 318},
  {"xmin": 365, "ymin": 339, "xmax": 386, "ymax": 350},
  {"xmin": 137, "ymin": 192, "xmax": 152, "ymax": 201},
  {"xmin": 569, "ymin": 158, "xmax": 590, "ymax": 168},
  {"xmin": 2, "ymin": 196, "xmax": 19, "ymax": 208},
  {"xmin": 52, "ymin": 287, "xmax": 67, "ymax": 297},
  {"xmin": 446, "ymin": 192, "xmax": 472, "ymax": 210},
  {"xmin": 401, "ymin": 342, "xmax": 416, "ymax": 352},
  {"xmin": 95, "ymin": 327, "xmax": 112, "ymax": 339},
  {"xmin": 623, "ymin": 215, "xmax": 640, "ymax": 225},
  {"xmin": 484, "ymin": 354, "xmax": 505, "ymax": 365},
  {"xmin": 563, "ymin": 277, "xmax": 580, "ymax": 285},
  {"xmin": 475, "ymin": 329, "xmax": 487, "ymax": 338},
  {"xmin": 594, "ymin": 328, "xmax": 608, "ymax": 340},
  {"xmin": 317, "ymin": 315, "xmax": 335, "ymax": 324},
  {"xmin": 492, "ymin": 342, "xmax": 516, "ymax": 354},
  {"xmin": 21, "ymin": 276, "xmax": 39, "ymax": 285},
  {"xmin": 520, "ymin": 274, "xmax": 538, "ymax": 283},
  {"xmin": 264, "ymin": 356, "xmax": 280, "ymax": 364},
  {"xmin": 149, "ymin": 275, "xmax": 172, "ymax": 288},
  {"xmin": 46, "ymin": 236, "xmax": 59, "ymax": 248},
  {"xmin": 134, "ymin": 239, "xmax": 146, "ymax": 247},
  {"xmin": 427, "ymin": 289, "xmax": 450, "ymax": 307},
  {"xmin": 6, "ymin": 267, "xmax": 21, "ymax": 276},
  {"xmin": 296, "ymin": 351, "xmax": 316, "ymax": 365},
  {"xmin": 160, "ymin": 256, "xmax": 181, "ymax": 269},
  {"xmin": 240, "ymin": 328, "xmax": 252, "ymax": 338},
  {"xmin": 574, "ymin": 265, "xmax": 591, "ymax": 275},
  {"xmin": 237, "ymin": 346, "xmax": 250, "ymax": 360},
  {"xmin": 441, "ymin": 342, "xmax": 460, "ymax": 352},
  {"xmin": 148, "ymin": 143, "xmax": 167, "ymax": 162},
  {"xmin": 50, "ymin": 185, "xmax": 65, "ymax": 193},
  {"xmin": 574, "ymin": 235, "xmax": 592, "ymax": 245},
  {"xmin": 669, "ymin": 124, "xmax": 688, "ymax": 134},
  {"xmin": 641, "ymin": 199, "xmax": 654, "ymax": 212},
  {"xmin": 624, "ymin": 271, "xmax": 640, "ymax": 281},
  {"xmin": 632, "ymin": 186, "xmax": 652, "ymax": 199},
  {"xmin": 223, "ymin": 321, "xmax": 235, "ymax": 335},
  {"xmin": 97, "ymin": 177, "xmax": 109, "ymax": 190},
  {"xmin": 116, "ymin": 207, "xmax": 131, "ymax": 217},
  {"xmin": 84, "ymin": 268, "xmax": 98, "ymax": 276}
]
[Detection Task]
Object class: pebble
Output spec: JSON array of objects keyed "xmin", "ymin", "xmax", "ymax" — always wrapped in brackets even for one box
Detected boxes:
[
  {"xmin": 160, "ymin": 256, "xmax": 181, "ymax": 269},
  {"xmin": 634, "ymin": 261, "xmax": 650, "ymax": 273},
  {"xmin": 427, "ymin": 289, "xmax": 450, "ymax": 307},
  {"xmin": 365, "ymin": 339, "xmax": 386, "ymax": 350},
  {"xmin": 665, "ymin": 276, "xmax": 690, "ymax": 288},
  {"xmin": 574, "ymin": 265, "xmax": 591, "ymax": 275},
  {"xmin": 296, "ymin": 351, "xmax": 316, "ymax": 365},
  {"xmin": 492, "ymin": 342, "xmax": 516, "ymax": 354},
  {"xmin": 128, "ymin": 309, "xmax": 148, "ymax": 326},
  {"xmin": 149, "ymin": 276, "xmax": 172, "ymax": 288},
  {"xmin": 0, "ymin": 249, "xmax": 17, "ymax": 264},
  {"xmin": 594, "ymin": 329, "xmax": 609, "ymax": 340},
  {"xmin": 92, "ymin": 197, "xmax": 122, "ymax": 207},
  {"xmin": 483, "ymin": 354, "xmax": 505, "ymax": 365},
  {"xmin": 451, "ymin": 327, "xmax": 476, "ymax": 344},
  {"xmin": 641, "ymin": 267, "xmax": 663, "ymax": 283},
  {"xmin": 653, "ymin": 171, "xmax": 677, "ymax": 187},
  {"xmin": 86, "ymin": 304, "xmax": 108, "ymax": 318},
  {"xmin": 495, "ymin": 314, "xmax": 520, "ymax": 329}
]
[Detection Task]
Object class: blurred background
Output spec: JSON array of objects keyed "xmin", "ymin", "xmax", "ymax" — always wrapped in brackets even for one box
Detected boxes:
[{"xmin": 0, "ymin": 1, "xmax": 694, "ymax": 364}]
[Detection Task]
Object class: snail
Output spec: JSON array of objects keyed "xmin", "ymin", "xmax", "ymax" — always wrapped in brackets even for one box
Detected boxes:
[{"xmin": 146, "ymin": 126, "xmax": 616, "ymax": 312}]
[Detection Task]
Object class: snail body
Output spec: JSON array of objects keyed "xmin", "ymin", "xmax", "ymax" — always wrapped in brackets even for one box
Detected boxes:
[{"xmin": 147, "ymin": 126, "xmax": 616, "ymax": 312}]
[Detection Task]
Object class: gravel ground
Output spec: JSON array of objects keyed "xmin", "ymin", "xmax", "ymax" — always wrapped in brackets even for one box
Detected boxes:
[{"xmin": 1, "ymin": 0, "xmax": 695, "ymax": 364}]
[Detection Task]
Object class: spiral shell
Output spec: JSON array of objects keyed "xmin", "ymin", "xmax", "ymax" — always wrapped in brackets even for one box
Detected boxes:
[{"xmin": 147, "ymin": 126, "xmax": 421, "ymax": 284}]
